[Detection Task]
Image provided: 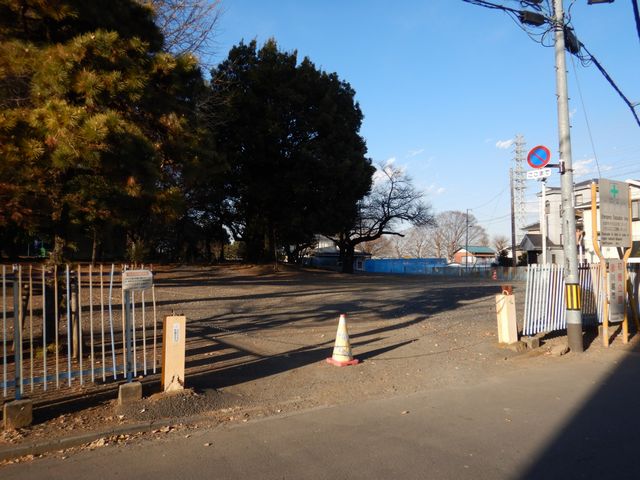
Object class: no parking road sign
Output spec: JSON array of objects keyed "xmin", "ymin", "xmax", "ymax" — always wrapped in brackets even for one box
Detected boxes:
[{"xmin": 527, "ymin": 145, "xmax": 551, "ymax": 169}]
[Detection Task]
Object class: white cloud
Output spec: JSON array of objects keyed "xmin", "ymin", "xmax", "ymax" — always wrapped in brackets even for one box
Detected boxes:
[
  {"xmin": 573, "ymin": 158, "xmax": 594, "ymax": 177},
  {"xmin": 406, "ymin": 148, "xmax": 425, "ymax": 158},
  {"xmin": 569, "ymin": 108, "xmax": 577, "ymax": 119},
  {"xmin": 426, "ymin": 184, "xmax": 446, "ymax": 196},
  {"xmin": 496, "ymin": 139, "xmax": 514, "ymax": 150},
  {"xmin": 373, "ymin": 157, "xmax": 405, "ymax": 185},
  {"xmin": 571, "ymin": 158, "xmax": 614, "ymax": 178}
]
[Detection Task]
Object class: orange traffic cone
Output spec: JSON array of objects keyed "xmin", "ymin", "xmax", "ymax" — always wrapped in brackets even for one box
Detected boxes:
[{"xmin": 326, "ymin": 314, "xmax": 359, "ymax": 367}]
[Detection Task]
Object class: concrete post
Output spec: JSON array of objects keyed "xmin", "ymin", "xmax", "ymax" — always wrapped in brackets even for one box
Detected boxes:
[{"xmin": 553, "ymin": 0, "xmax": 583, "ymax": 352}]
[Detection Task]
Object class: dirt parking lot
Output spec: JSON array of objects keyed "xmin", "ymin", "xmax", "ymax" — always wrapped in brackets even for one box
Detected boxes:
[{"xmin": 1, "ymin": 264, "xmax": 626, "ymax": 459}]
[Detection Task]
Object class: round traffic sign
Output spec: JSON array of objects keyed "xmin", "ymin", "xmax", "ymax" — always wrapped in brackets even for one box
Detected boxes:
[{"xmin": 527, "ymin": 145, "xmax": 551, "ymax": 169}]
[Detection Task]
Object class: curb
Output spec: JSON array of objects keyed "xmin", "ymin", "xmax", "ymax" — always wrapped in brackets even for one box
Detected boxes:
[{"xmin": 0, "ymin": 416, "xmax": 209, "ymax": 462}]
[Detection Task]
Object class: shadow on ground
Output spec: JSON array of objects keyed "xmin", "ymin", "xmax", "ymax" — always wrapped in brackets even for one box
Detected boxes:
[
  {"xmin": 521, "ymin": 326, "xmax": 640, "ymax": 479},
  {"xmin": 26, "ymin": 268, "xmax": 504, "ymax": 427}
]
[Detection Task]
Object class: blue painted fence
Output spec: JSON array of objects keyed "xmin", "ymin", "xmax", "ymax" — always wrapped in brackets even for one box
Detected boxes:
[{"xmin": 363, "ymin": 258, "xmax": 447, "ymax": 274}]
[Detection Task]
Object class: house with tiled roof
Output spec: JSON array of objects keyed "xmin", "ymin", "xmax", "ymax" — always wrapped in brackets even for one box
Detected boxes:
[{"xmin": 453, "ymin": 246, "xmax": 496, "ymax": 267}]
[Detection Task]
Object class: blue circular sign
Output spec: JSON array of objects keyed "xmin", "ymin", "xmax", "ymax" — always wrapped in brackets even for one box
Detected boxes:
[{"xmin": 527, "ymin": 145, "xmax": 551, "ymax": 169}]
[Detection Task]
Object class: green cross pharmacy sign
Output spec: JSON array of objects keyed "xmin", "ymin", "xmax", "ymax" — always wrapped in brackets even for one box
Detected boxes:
[{"xmin": 599, "ymin": 178, "xmax": 631, "ymax": 249}]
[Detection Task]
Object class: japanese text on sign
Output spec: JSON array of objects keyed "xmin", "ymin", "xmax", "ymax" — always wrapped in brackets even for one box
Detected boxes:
[
  {"xmin": 599, "ymin": 179, "xmax": 631, "ymax": 249},
  {"xmin": 122, "ymin": 269, "xmax": 153, "ymax": 291},
  {"xmin": 608, "ymin": 259, "xmax": 625, "ymax": 323}
]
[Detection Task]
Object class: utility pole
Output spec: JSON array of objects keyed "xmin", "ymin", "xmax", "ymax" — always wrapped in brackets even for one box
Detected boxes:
[
  {"xmin": 553, "ymin": 0, "xmax": 583, "ymax": 352},
  {"xmin": 465, "ymin": 209, "xmax": 469, "ymax": 270},
  {"xmin": 540, "ymin": 178, "xmax": 547, "ymax": 264},
  {"xmin": 510, "ymin": 168, "xmax": 517, "ymax": 268}
]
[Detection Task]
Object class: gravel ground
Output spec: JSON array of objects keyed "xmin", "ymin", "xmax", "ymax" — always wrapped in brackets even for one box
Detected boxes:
[{"xmin": 1, "ymin": 264, "xmax": 624, "ymax": 464}]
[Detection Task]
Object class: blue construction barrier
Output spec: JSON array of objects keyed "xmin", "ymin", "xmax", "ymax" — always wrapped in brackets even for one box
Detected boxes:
[
  {"xmin": 363, "ymin": 258, "xmax": 527, "ymax": 281},
  {"xmin": 363, "ymin": 258, "xmax": 448, "ymax": 274}
]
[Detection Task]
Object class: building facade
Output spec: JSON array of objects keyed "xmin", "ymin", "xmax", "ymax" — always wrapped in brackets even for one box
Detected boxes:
[{"xmin": 521, "ymin": 178, "xmax": 640, "ymax": 264}]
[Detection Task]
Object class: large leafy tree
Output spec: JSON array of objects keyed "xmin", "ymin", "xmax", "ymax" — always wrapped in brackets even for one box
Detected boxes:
[
  {"xmin": 0, "ymin": 0, "xmax": 206, "ymax": 262},
  {"xmin": 209, "ymin": 39, "xmax": 374, "ymax": 262}
]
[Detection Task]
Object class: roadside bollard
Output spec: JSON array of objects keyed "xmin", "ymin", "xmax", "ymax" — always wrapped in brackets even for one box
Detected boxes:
[
  {"xmin": 162, "ymin": 315, "xmax": 186, "ymax": 392},
  {"xmin": 495, "ymin": 285, "xmax": 518, "ymax": 344}
]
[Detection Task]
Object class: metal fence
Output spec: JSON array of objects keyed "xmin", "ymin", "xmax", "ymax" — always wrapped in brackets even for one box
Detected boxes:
[
  {"xmin": 1, "ymin": 264, "xmax": 159, "ymax": 400},
  {"xmin": 362, "ymin": 259, "xmax": 527, "ymax": 281},
  {"xmin": 523, "ymin": 263, "xmax": 640, "ymax": 335}
]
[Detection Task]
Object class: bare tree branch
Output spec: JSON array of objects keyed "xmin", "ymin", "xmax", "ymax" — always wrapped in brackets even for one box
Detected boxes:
[
  {"xmin": 326, "ymin": 162, "xmax": 434, "ymax": 272},
  {"xmin": 143, "ymin": 0, "xmax": 223, "ymax": 66},
  {"xmin": 426, "ymin": 210, "xmax": 489, "ymax": 262}
]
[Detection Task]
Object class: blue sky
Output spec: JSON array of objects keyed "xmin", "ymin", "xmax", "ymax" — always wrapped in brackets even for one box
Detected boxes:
[{"xmin": 212, "ymin": 0, "xmax": 639, "ymax": 238}]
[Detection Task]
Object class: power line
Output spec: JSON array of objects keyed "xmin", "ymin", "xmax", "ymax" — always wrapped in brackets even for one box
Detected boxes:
[
  {"xmin": 580, "ymin": 45, "xmax": 640, "ymax": 128},
  {"xmin": 463, "ymin": 0, "xmax": 640, "ymax": 129},
  {"xmin": 462, "ymin": 0, "xmax": 555, "ymax": 45},
  {"xmin": 467, "ymin": 187, "xmax": 508, "ymax": 210},
  {"xmin": 476, "ymin": 212, "xmax": 512, "ymax": 224},
  {"xmin": 569, "ymin": 54, "xmax": 601, "ymax": 177},
  {"xmin": 633, "ymin": 0, "xmax": 640, "ymax": 47}
]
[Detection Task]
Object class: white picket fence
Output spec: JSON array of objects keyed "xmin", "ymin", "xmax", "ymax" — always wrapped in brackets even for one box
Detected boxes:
[{"xmin": 523, "ymin": 263, "xmax": 608, "ymax": 335}]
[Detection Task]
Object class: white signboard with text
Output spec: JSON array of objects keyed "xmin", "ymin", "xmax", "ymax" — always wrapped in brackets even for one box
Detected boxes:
[
  {"xmin": 122, "ymin": 269, "xmax": 153, "ymax": 291},
  {"xmin": 608, "ymin": 259, "xmax": 625, "ymax": 323},
  {"xmin": 599, "ymin": 179, "xmax": 630, "ymax": 249}
]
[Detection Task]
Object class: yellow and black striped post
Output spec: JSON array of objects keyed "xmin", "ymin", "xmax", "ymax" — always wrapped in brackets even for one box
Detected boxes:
[{"xmin": 565, "ymin": 283, "xmax": 581, "ymax": 311}]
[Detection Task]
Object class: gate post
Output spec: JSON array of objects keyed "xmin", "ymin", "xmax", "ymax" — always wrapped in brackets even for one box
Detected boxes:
[
  {"xmin": 4, "ymin": 265, "xmax": 33, "ymax": 429},
  {"xmin": 12, "ymin": 265, "xmax": 22, "ymax": 400}
]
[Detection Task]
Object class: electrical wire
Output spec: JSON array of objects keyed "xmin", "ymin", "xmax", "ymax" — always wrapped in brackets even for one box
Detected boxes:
[
  {"xmin": 633, "ymin": 0, "xmax": 640, "ymax": 47},
  {"xmin": 579, "ymin": 44, "xmax": 640, "ymax": 128},
  {"xmin": 463, "ymin": 0, "xmax": 640, "ymax": 129},
  {"xmin": 462, "ymin": 0, "xmax": 555, "ymax": 46},
  {"xmin": 476, "ymin": 212, "xmax": 512, "ymax": 224},
  {"xmin": 468, "ymin": 187, "xmax": 508, "ymax": 210},
  {"xmin": 569, "ymin": 53, "xmax": 602, "ymax": 177},
  {"xmin": 462, "ymin": 0, "xmax": 520, "ymax": 14}
]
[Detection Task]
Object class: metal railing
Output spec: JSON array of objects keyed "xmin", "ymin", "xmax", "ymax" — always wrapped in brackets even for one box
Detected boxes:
[{"xmin": 1, "ymin": 264, "xmax": 159, "ymax": 400}]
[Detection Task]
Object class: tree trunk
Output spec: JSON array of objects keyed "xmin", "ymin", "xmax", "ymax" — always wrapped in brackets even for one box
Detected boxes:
[
  {"xmin": 271, "ymin": 227, "xmax": 278, "ymax": 272},
  {"xmin": 341, "ymin": 243, "xmax": 355, "ymax": 274},
  {"xmin": 91, "ymin": 228, "xmax": 99, "ymax": 266},
  {"xmin": 49, "ymin": 235, "xmax": 66, "ymax": 265}
]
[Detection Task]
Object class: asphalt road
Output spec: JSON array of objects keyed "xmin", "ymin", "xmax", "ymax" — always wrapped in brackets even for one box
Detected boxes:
[{"xmin": 3, "ymin": 342, "xmax": 640, "ymax": 480}]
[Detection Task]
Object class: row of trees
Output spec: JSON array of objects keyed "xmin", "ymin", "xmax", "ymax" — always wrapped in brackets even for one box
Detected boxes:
[
  {"xmin": 363, "ymin": 211, "xmax": 511, "ymax": 262},
  {"xmin": 0, "ymin": 0, "xmax": 432, "ymax": 272}
]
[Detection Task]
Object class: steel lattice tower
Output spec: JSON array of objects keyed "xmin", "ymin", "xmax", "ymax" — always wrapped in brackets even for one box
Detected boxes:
[{"xmin": 513, "ymin": 134, "xmax": 527, "ymax": 243}]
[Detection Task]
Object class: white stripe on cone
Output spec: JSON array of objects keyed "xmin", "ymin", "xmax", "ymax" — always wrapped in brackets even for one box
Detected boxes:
[{"xmin": 327, "ymin": 314, "xmax": 359, "ymax": 366}]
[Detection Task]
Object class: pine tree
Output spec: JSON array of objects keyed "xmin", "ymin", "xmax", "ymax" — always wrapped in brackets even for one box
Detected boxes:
[{"xmin": 0, "ymin": 0, "xmax": 207, "ymax": 262}]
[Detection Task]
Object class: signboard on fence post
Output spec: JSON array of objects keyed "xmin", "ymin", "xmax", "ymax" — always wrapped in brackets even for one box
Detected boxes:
[
  {"xmin": 608, "ymin": 259, "xmax": 625, "ymax": 323},
  {"xmin": 122, "ymin": 269, "xmax": 153, "ymax": 292},
  {"xmin": 122, "ymin": 269, "xmax": 153, "ymax": 382},
  {"xmin": 599, "ymin": 178, "xmax": 631, "ymax": 249}
]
